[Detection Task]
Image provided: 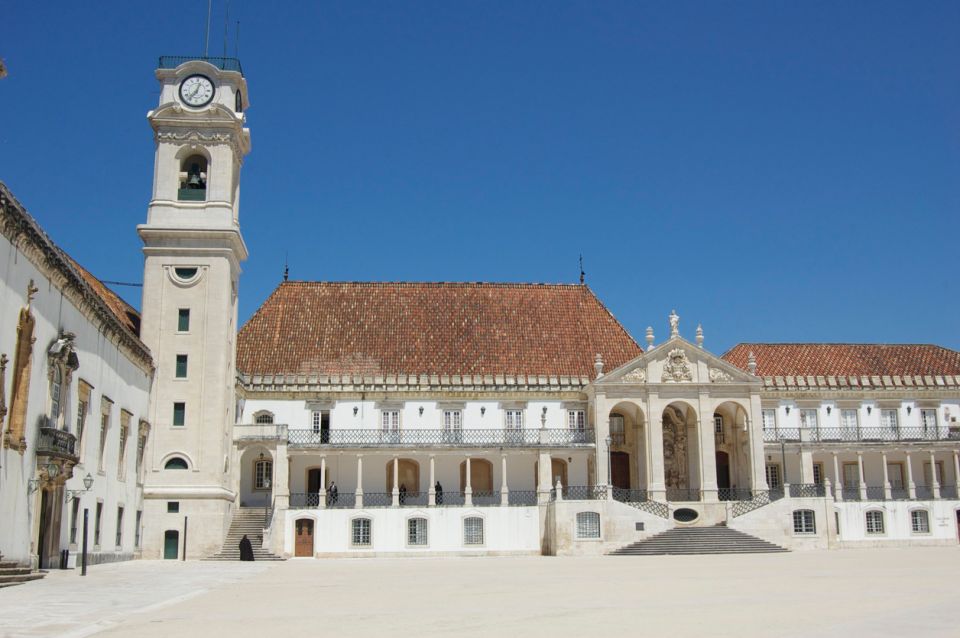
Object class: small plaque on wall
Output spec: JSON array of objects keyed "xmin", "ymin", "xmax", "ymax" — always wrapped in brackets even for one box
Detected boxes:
[{"xmin": 635, "ymin": 522, "xmax": 644, "ymax": 531}]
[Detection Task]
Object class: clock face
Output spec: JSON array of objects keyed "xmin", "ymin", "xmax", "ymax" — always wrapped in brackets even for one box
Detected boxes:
[{"xmin": 179, "ymin": 75, "xmax": 215, "ymax": 107}]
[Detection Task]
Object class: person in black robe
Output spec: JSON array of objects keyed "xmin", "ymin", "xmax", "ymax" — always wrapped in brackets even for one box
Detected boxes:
[
  {"xmin": 399, "ymin": 483, "xmax": 407, "ymax": 505},
  {"xmin": 435, "ymin": 481, "xmax": 443, "ymax": 505},
  {"xmin": 329, "ymin": 482, "xmax": 339, "ymax": 506},
  {"xmin": 239, "ymin": 534, "xmax": 254, "ymax": 561}
]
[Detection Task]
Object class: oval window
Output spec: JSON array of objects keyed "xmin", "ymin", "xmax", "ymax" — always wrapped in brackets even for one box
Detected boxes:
[
  {"xmin": 174, "ymin": 267, "xmax": 198, "ymax": 280},
  {"xmin": 673, "ymin": 508, "xmax": 699, "ymax": 523}
]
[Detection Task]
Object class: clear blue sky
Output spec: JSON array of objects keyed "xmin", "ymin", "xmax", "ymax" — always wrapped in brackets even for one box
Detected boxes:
[{"xmin": 2, "ymin": 1, "xmax": 958, "ymax": 353}]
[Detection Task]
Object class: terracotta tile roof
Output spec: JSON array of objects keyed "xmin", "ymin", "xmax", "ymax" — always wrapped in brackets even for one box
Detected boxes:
[
  {"xmin": 723, "ymin": 343, "xmax": 960, "ymax": 379},
  {"xmin": 62, "ymin": 254, "xmax": 141, "ymax": 337},
  {"xmin": 237, "ymin": 282, "xmax": 641, "ymax": 378}
]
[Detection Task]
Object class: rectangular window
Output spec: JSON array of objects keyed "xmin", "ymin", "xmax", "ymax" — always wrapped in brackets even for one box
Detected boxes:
[
  {"xmin": 881, "ymin": 409, "xmax": 898, "ymax": 434},
  {"xmin": 923, "ymin": 461, "xmax": 944, "ymax": 487},
  {"xmin": 911, "ymin": 510, "xmax": 930, "ymax": 534},
  {"xmin": 76, "ymin": 400, "xmax": 88, "ymax": 446},
  {"xmin": 177, "ymin": 308, "xmax": 190, "ymax": 332},
  {"xmin": 255, "ymin": 460, "xmax": 273, "ymax": 490},
  {"xmin": 167, "ymin": 501, "xmax": 180, "ymax": 513},
  {"xmin": 173, "ymin": 402, "xmax": 186, "ymax": 427},
  {"xmin": 352, "ymin": 518, "xmax": 372, "ymax": 546},
  {"xmin": 94, "ymin": 502, "xmax": 103, "ymax": 546},
  {"xmin": 70, "ymin": 498, "xmax": 81, "ymax": 545},
  {"xmin": 407, "ymin": 518, "xmax": 428, "ymax": 546},
  {"xmin": 761, "ymin": 409, "xmax": 777, "ymax": 430},
  {"xmin": 887, "ymin": 463, "xmax": 905, "ymax": 489},
  {"xmin": 443, "ymin": 410, "xmax": 462, "ymax": 442},
  {"xmin": 312, "ymin": 411, "xmax": 321, "ymax": 433},
  {"xmin": 381, "ymin": 410, "xmax": 400, "ymax": 430},
  {"xmin": 576, "ymin": 512, "xmax": 601, "ymax": 539},
  {"xmin": 799, "ymin": 409, "xmax": 818, "ymax": 430},
  {"xmin": 136, "ymin": 428, "xmax": 147, "ymax": 480},
  {"xmin": 843, "ymin": 463, "xmax": 860, "ymax": 488},
  {"xmin": 865, "ymin": 510, "xmax": 884, "ymax": 535},
  {"xmin": 792, "ymin": 510, "xmax": 816, "ymax": 534},
  {"xmin": 567, "ymin": 410, "xmax": 585, "ymax": 431},
  {"xmin": 135, "ymin": 510, "xmax": 143, "ymax": 548},
  {"xmin": 117, "ymin": 425, "xmax": 129, "ymax": 480},
  {"xmin": 765, "ymin": 464, "xmax": 781, "ymax": 489},
  {"xmin": 505, "ymin": 410, "xmax": 523, "ymax": 430},
  {"xmin": 609, "ymin": 414, "xmax": 625, "ymax": 444},
  {"xmin": 116, "ymin": 506, "xmax": 124, "ymax": 547},
  {"xmin": 840, "ymin": 409, "xmax": 858, "ymax": 434},
  {"xmin": 175, "ymin": 355, "xmax": 188, "ymax": 378},
  {"xmin": 813, "ymin": 463, "xmax": 824, "ymax": 486},
  {"xmin": 463, "ymin": 517, "xmax": 484, "ymax": 545},
  {"xmin": 920, "ymin": 409, "xmax": 938, "ymax": 433},
  {"xmin": 97, "ymin": 410, "xmax": 110, "ymax": 473}
]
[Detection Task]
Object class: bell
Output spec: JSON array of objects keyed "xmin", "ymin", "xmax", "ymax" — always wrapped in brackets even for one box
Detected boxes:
[{"xmin": 187, "ymin": 173, "xmax": 203, "ymax": 188}]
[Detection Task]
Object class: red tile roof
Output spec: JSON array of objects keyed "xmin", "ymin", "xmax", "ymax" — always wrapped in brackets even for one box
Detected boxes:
[
  {"xmin": 236, "ymin": 282, "xmax": 641, "ymax": 378},
  {"xmin": 63, "ymin": 255, "xmax": 141, "ymax": 337},
  {"xmin": 723, "ymin": 343, "xmax": 960, "ymax": 378}
]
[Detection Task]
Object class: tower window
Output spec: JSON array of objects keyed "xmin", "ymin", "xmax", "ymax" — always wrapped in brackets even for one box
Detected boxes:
[
  {"xmin": 177, "ymin": 308, "xmax": 190, "ymax": 332},
  {"xmin": 175, "ymin": 355, "xmax": 188, "ymax": 378},
  {"xmin": 178, "ymin": 155, "xmax": 208, "ymax": 201},
  {"xmin": 172, "ymin": 402, "xmax": 186, "ymax": 427}
]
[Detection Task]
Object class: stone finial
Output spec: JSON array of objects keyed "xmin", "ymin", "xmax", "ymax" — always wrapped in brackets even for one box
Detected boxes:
[
  {"xmin": 696, "ymin": 324, "xmax": 704, "ymax": 348},
  {"xmin": 594, "ymin": 353, "xmax": 604, "ymax": 379},
  {"xmin": 669, "ymin": 309, "xmax": 679, "ymax": 338},
  {"xmin": 747, "ymin": 351, "xmax": 757, "ymax": 375},
  {"xmin": 645, "ymin": 326, "xmax": 654, "ymax": 351}
]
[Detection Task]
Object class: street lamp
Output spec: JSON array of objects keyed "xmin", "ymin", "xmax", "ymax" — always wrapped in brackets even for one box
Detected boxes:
[
  {"xmin": 605, "ymin": 436, "xmax": 613, "ymax": 488},
  {"xmin": 66, "ymin": 473, "xmax": 95, "ymax": 500}
]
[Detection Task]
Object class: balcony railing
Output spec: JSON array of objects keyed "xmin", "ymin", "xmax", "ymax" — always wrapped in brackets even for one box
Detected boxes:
[
  {"xmin": 36, "ymin": 427, "xmax": 78, "ymax": 461},
  {"xmin": 562, "ymin": 485, "xmax": 608, "ymax": 501},
  {"xmin": 718, "ymin": 488, "xmax": 754, "ymax": 501},
  {"xmin": 286, "ymin": 428, "xmax": 595, "ymax": 448},
  {"xmin": 665, "ymin": 488, "xmax": 701, "ymax": 502},
  {"xmin": 788, "ymin": 483, "xmax": 826, "ymax": 498},
  {"xmin": 764, "ymin": 426, "xmax": 955, "ymax": 444},
  {"xmin": 612, "ymin": 488, "xmax": 649, "ymax": 503},
  {"xmin": 158, "ymin": 55, "xmax": 243, "ymax": 73},
  {"xmin": 507, "ymin": 490, "xmax": 538, "ymax": 506}
]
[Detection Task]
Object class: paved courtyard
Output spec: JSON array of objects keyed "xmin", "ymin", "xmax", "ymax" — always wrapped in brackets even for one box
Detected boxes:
[{"xmin": 1, "ymin": 548, "xmax": 957, "ymax": 638}]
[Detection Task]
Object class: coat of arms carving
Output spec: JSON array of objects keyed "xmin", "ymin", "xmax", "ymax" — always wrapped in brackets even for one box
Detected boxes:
[{"xmin": 661, "ymin": 348, "xmax": 693, "ymax": 383}]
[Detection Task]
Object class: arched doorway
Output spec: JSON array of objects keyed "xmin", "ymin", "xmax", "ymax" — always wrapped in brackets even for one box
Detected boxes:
[
  {"xmin": 306, "ymin": 467, "xmax": 331, "ymax": 493},
  {"xmin": 534, "ymin": 458, "xmax": 569, "ymax": 489},
  {"xmin": 163, "ymin": 530, "xmax": 179, "ymax": 560},
  {"xmin": 611, "ymin": 452, "xmax": 630, "ymax": 489},
  {"xmin": 386, "ymin": 459, "xmax": 420, "ymax": 494},
  {"xmin": 609, "ymin": 401, "xmax": 647, "ymax": 492},
  {"xmin": 662, "ymin": 403, "xmax": 693, "ymax": 490},
  {"xmin": 460, "ymin": 459, "xmax": 493, "ymax": 492},
  {"xmin": 240, "ymin": 447, "xmax": 273, "ymax": 507},
  {"xmin": 295, "ymin": 519, "xmax": 314, "ymax": 557}
]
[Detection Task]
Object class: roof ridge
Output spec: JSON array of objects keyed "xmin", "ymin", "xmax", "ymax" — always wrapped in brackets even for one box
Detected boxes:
[{"xmin": 279, "ymin": 280, "xmax": 588, "ymax": 287}]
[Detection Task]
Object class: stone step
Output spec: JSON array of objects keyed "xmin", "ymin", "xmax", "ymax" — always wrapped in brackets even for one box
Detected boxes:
[
  {"xmin": 0, "ymin": 573, "xmax": 47, "ymax": 585},
  {"xmin": 0, "ymin": 567, "xmax": 32, "ymax": 576},
  {"xmin": 610, "ymin": 524, "xmax": 788, "ymax": 556}
]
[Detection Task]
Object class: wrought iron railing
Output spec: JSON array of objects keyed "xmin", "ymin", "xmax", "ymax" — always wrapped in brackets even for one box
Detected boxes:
[
  {"xmin": 158, "ymin": 55, "xmax": 243, "ymax": 73},
  {"xmin": 890, "ymin": 487, "xmax": 909, "ymax": 500},
  {"xmin": 398, "ymin": 491, "xmax": 428, "ymax": 506},
  {"xmin": 718, "ymin": 488, "xmax": 753, "ymax": 501},
  {"xmin": 635, "ymin": 500, "xmax": 669, "ymax": 518},
  {"xmin": 665, "ymin": 488, "xmax": 701, "ymax": 502},
  {"xmin": 287, "ymin": 428, "xmax": 595, "ymax": 448},
  {"xmin": 36, "ymin": 427, "xmax": 78, "ymax": 460},
  {"xmin": 940, "ymin": 484, "xmax": 958, "ymax": 499},
  {"xmin": 612, "ymin": 488, "xmax": 649, "ymax": 503},
  {"xmin": 763, "ymin": 428, "xmax": 801, "ymax": 443},
  {"xmin": 324, "ymin": 492, "xmax": 355, "ymax": 508},
  {"xmin": 797, "ymin": 426, "xmax": 955, "ymax": 443},
  {"xmin": 864, "ymin": 486, "xmax": 886, "ymax": 501},
  {"xmin": 788, "ymin": 483, "xmax": 826, "ymax": 498},
  {"xmin": 841, "ymin": 486, "xmax": 861, "ymax": 501},
  {"xmin": 470, "ymin": 490, "xmax": 501, "ymax": 506},
  {"xmin": 507, "ymin": 490, "xmax": 538, "ymax": 506},
  {"xmin": 915, "ymin": 485, "xmax": 934, "ymax": 500},
  {"xmin": 435, "ymin": 491, "xmax": 466, "ymax": 506},
  {"xmin": 360, "ymin": 492, "xmax": 392, "ymax": 507},
  {"xmin": 562, "ymin": 485, "xmax": 608, "ymax": 501},
  {"xmin": 732, "ymin": 490, "xmax": 771, "ymax": 517},
  {"xmin": 769, "ymin": 487, "xmax": 785, "ymax": 502}
]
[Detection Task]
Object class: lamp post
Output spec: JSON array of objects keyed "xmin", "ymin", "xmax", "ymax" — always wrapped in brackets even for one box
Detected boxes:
[
  {"xmin": 605, "ymin": 436, "xmax": 613, "ymax": 488},
  {"xmin": 66, "ymin": 473, "xmax": 95, "ymax": 575}
]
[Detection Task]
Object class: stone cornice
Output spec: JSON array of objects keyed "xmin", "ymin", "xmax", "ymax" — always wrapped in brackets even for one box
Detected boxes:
[
  {"xmin": 0, "ymin": 183, "xmax": 154, "ymax": 372},
  {"xmin": 759, "ymin": 374, "xmax": 960, "ymax": 391}
]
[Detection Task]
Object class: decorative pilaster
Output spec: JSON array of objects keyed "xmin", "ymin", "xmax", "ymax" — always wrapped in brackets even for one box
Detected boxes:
[
  {"xmin": 537, "ymin": 450, "xmax": 552, "ymax": 504},
  {"xmin": 355, "ymin": 454, "xmax": 364, "ymax": 507},
  {"xmin": 318, "ymin": 456, "xmax": 326, "ymax": 509},
  {"xmin": 832, "ymin": 453, "xmax": 843, "ymax": 501},
  {"xmin": 881, "ymin": 451, "xmax": 891, "ymax": 500},
  {"xmin": 856, "ymin": 452, "xmax": 867, "ymax": 500},
  {"xmin": 500, "ymin": 454, "xmax": 509, "ymax": 506},
  {"xmin": 464, "ymin": 455, "xmax": 473, "ymax": 507},
  {"xmin": 392, "ymin": 456, "xmax": 400, "ymax": 507},
  {"xmin": 428, "ymin": 455, "xmax": 436, "ymax": 507},
  {"xmin": 905, "ymin": 451, "xmax": 916, "ymax": 499},
  {"xmin": 930, "ymin": 451, "xmax": 941, "ymax": 499}
]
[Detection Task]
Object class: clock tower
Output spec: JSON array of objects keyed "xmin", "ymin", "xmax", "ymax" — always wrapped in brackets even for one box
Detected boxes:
[{"xmin": 138, "ymin": 57, "xmax": 250, "ymax": 559}]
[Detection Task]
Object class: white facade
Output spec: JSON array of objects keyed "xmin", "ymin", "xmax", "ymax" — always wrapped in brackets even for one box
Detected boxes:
[{"xmin": 0, "ymin": 185, "xmax": 153, "ymax": 568}]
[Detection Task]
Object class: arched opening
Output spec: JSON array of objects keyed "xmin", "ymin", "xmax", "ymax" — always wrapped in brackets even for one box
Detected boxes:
[
  {"xmin": 534, "ymin": 458, "xmax": 569, "ymax": 489},
  {"xmin": 163, "ymin": 530, "xmax": 179, "ymax": 559},
  {"xmin": 254, "ymin": 411, "xmax": 274, "ymax": 424},
  {"xmin": 306, "ymin": 467, "xmax": 331, "ymax": 493},
  {"xmin": 164, "ymin": 456, "xmax": 189, "ymax": 470},
  {"xmin": 611, "ymin": 451, "xmax": 630, "ymax": 489},
  {"xmin": 460, "ymin": 459, "xmax": 493, "ymax": 492},
  {"xmin": 609, "ymin": 401, "xmax": 646, "ymax": 491},
  {"xmin": 716, "ymin": 451, "xmax": 730, "ymax": 491},
  {"xmin": 386, "ymin": 458, "xmax": 421, "ymax": 501},
  {"xmin": 239, "ymin": 447, "xmax": 273, "ymax": 507},
  {"xmin": 714, "ymin": 401, "xmax": 751, "ymax": 492},
  {"xmin": 662, "ymin": 402, "xmax": 698, "ymax": 500},
  {"xmin": 294, "ymin": 518, "xmax": 314, "ymax": 557},
  {"xmin": 178, "ymin": 154, "xmax": 208, "ymax": 201}
]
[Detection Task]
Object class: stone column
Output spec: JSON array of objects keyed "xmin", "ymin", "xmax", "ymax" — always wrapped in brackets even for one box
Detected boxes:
[
  {"xmin": 748, "ymin": 393, "xmax": 769, "ymax": 492},
  {"xmin": 697, "ymin": 397, "xmax": 718, "ymax": 503},
  {"xmin": 464, "ymin": 455, "xmax": 473, "ymax": 506},
  {"xmin": 799, "ymin": 434, "xmax": 815, "ymax": 486},
  {"xmin": 537, "ymin": 450, "xmax": 552, "ymax": 504},
  {"xmin": 856, "ymin": 452, "xmax": 867, "ymax": 500},
  {"xmin": 318, "ymin": 456, "xmax": 327, "ymax": 509},
  {"xmin": 428, "ymin": 455, "xmax": 436, "ymax": 507},
  {"xmin": 930, "ymin": 451, "xmax": 941, "ymax": 499},
  {"xmin": 881, "ymin": 451, "xmax": 891, "ymax": 500},
  {"xmin": 274, "ymin": 442, "xmax": 290, "ymax": 510},
  {"xmin": 646, "ymin": 395, "xmax": 666, "ymax": 501},
  {"xmin": 355, "ymin": 454, "xmax": 364, "ymax": 507},
  {"xmin": 832, "ymin": 452, "xmax": 843, "ymax": 501},
  {"xmin": 593, "ymin": 395, "xmax": 611, "ymax": 492},
  {"xmin": 392, "ymin": 456, "xmax": 400, "ymax": 507},
  {"xmin": 905, "ymin": 451, "xmax": 916, "ymax": 499},
  {"xmin": 954, "ymin": 451, "xmax": 960, "ymax": 496},
  {"xmin": 500, "ymin": 453, "xmax": 509, "ymax": 506}
]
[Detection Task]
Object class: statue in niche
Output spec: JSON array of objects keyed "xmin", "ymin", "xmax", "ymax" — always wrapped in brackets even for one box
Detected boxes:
[
  {"xmin": 669, "ymin": 309, "xmax": 680, "ymax": 337},
  {"xmin": 662, "ymin": 406, "xmax": 688, "ymax": 489}
]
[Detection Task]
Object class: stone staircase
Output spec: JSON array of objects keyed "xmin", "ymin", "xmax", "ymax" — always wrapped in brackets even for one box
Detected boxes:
[
  {"xmin": 610, "ymin": 524, "xmax": 788, "ymax": 556},
  {"xmin": 0, "ymin": 554, "xmax": 46, "ymax": 588},
  {"xmin": 207, "ymin": 507, "xmax": 284, "ymax": 561}
]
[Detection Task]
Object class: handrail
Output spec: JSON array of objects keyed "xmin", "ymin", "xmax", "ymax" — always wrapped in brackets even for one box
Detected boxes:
[{"xmin": 286, "ymin": 428, "xmax": 595, "ymax": 448}]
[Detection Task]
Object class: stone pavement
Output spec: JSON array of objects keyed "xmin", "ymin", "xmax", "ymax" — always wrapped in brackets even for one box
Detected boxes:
[{"xmin": 2, "ymin": 548, "xmax": 958, "ymax": 638}]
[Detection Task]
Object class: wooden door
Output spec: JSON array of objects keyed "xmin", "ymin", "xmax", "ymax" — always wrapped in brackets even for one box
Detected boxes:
[
  {"xmin": 715, "ymin": 451, "xmax": 730, "ymax": 489},
  {"xmin": 295, "ymin": 519, "xmax": 314, "ymax": 557},
  {"xmin": 611, "ymin": 452, "xmax": 630, "ymax": 489},
  {"xmin": 461, "ymin": 459, "xmax": 493, "ymax": 492}
]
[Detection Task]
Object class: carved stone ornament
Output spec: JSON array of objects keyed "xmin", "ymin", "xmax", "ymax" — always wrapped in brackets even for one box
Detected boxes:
[
  {"xmin": 621, "ymin": 368, "xmax": 646, "ymax": 383},
  {"xmin": 156, "ymin": 130, "xmax": 233, "ymax": 144},
  {"xmin": 661, "ymin": 348, "xmax": 694, "ymax": 383},
  {"xmin": 708, "ymin": 367, "xmax": 733, "ymax": 383}
]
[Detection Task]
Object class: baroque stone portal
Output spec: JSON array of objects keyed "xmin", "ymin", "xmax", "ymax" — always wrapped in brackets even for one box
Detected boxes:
[{"xmin": 662, "ymin": 406, "xmax": 688, "ymax": 489}]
